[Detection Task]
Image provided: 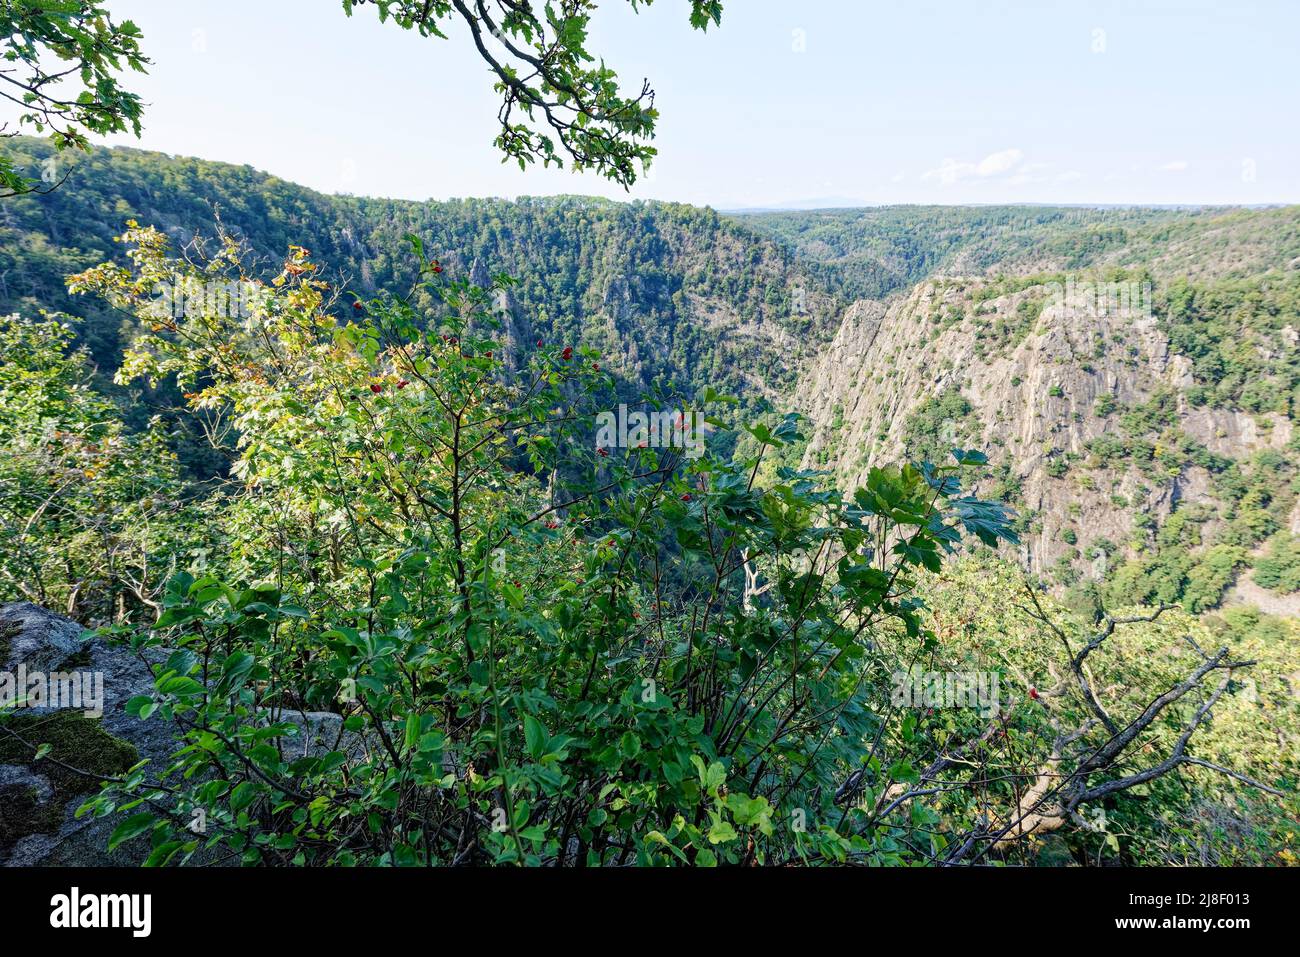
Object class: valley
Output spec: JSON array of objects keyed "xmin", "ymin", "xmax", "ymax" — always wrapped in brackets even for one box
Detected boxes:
[
  {"xmin": 6, "ymin": 138, "xmax": 1298, "ymax": 626},
  {"xmin": 2, "ymin": 138, "xmax": 1297, "ymax": 869}
]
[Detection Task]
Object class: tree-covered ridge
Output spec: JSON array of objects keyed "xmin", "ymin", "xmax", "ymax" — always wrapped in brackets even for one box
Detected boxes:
[
  {"xmin": 0, "ymin": 137, "xmax": 839, "ymax": 406},
  {"xmin": 6, "ymin": 138, "xmax": 1300, "ymax": 618},
  {"xmin": 6, "ymin": 137, "xmax": 1298, "ymax": 413},
  {"xmin": 738, "ymin": 204, "xmax": 1300, "ymax": 302}
]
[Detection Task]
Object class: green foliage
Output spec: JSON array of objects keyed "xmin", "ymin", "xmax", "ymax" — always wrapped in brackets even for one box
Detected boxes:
[
  {"xmin": 1162, "ymin": 272, "xmax": 1300, "ymax": 414},
  {"xmin": 341, "ymin": 0, "xmax": 722, "ymax": 188},
  {"xmin": 1105, "ymin": 514, "xmax": 1249, "ymax": 615},
  {"xmin": 0, "ymin": 0, "xmax": 148, "ymax": 196},
  {"xmin": 902, "ymin": 388, "xmax": 974, "ymax": 466},
  {"xmin": 1253, "ymin": 533, "xmax": 1300, "ymax": 593},
  {"xmin": 1182, "ymin": 544, "xmax": 1248, "ymax": 615},
  {"xmin": 0, "ymin": 313, "xmax": 202, "ymax": 622},
  {"xmin": 897, "ymin": 560, "xmax": 1300, "ymax": 866},
  {"xmin": 73, "ymin": 230, "xmax": 1023, "ymax": 866},
  {"xmin": 1213, "ymin": 450, "xmax": 1297, "ymax": 548}
]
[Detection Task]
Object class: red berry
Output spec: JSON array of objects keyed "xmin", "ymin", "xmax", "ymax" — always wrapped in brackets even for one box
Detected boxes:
[
  {"xmin": 597, "ymin": 447, "xmax": 609, "ymax": 457},
  {"xmin": 353, "ymin": 301, "xmax": 364, "ymax": 311},
  {"xmin": 562, "ymin": 347, "xmax": 573, "ymax": 361},
  {"xmin": 485, "ymin": 351, "xmax": 493, "ymax": 359},
  {"xmin": 681, "ymin": 493, "xmax": 692, "ymax": 502},
  {"xmin": 536, "ymin": 339, "xmax": 544, "ymax": 347},
  {"xmin": 592, "ymin": 362, "xmax": 600, "ymax": 371},
  {"xmin": 397, "ymin": 380, "xmax": 409, "ymax": 389},
  {"xmin": 1029, "ymin": 687, "xmax": 1040, "ymax": 700},
  {"xmin": 370, "ymin": 383, "xmax": 383, "ymax": 394}
]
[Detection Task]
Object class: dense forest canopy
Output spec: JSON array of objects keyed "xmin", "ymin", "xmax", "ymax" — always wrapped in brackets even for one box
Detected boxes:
[{"xmin": 0, "ymin": 0, "xmax": 1296, "ymax": 873}]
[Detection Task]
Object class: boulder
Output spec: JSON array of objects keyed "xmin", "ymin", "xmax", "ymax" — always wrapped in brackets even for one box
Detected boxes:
[
  {"xmin": 0, "ymin": 603, "xmax": 367, "ymax": 866},
  {"xmin": 0, "ymin": 602, "xmax": 173, "ymax": 865}
]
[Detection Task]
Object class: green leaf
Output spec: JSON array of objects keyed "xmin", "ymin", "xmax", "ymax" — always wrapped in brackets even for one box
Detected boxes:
[
  {"xmin": 107, "ymin": 812, "xmax": 156, "ymax": 851},
  {"xmin": 523, "ymin": 714, "xmax": 549, "ymax": 761},
  {"xmin": 619, "ymin": 731, "xmax": 641, "ymax": 759},
  {"xmin": 404, "ymin": 713, "xmax": 422, "ymax": 753},
  {"xmin": 230, "ymin": 781, "xmax": 259, "ymax": 813},
  {"xmin": 707, "ymin": 818, "xmax": 738, "ymax": 844}
]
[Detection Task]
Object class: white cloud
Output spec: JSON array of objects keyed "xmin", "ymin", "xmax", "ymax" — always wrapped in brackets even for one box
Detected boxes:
[
  {"xmin": 976, "ymin": 148, "xmax": 1024, "ymax": 176},
  {"xmin": 922, "ymin": 148, "xmax": 1027, "ymax": 185},
  {"xmin": 921, "ymin": 158, "xmax": 977, "ymax": 185},
  {"xmin": 1160, "ymin": 160, "xmax": 1189, "ymax": 172}
]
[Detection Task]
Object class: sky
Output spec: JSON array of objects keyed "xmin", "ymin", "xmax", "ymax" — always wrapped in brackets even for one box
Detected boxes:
[{"xmin": 26, "ymin": 0, "xmax": 1300, "ymax": 208}]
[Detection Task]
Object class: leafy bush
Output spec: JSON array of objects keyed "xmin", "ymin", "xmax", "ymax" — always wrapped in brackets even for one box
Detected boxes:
[
  {"xmin": 23, "ymin": 225, "xmax": 1291, "ymax": 868},
  {"xmin": 1253, "ymin": 534, "xmax": 1300, "ymax": 593},
  {"xmin": 0, "ymin": 314, "xmax": 201, "ymax": 622},
  {"xmin": 74, "ymin": 229, "xmax": 1027, "ymax": 866}
]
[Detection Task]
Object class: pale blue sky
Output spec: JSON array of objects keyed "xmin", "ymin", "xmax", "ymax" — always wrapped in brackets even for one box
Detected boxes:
[{"xmin": 57, "ymin": 0, "xmax": 1300, "ymax": 206}]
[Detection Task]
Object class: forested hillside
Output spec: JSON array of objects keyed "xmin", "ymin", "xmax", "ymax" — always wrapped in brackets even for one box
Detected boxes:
[
  {"xmin": 741, "ymin": 203, "xmax": 1300, "ymax": 297},
  {"xmin": 7, "ymin": 139, "xmax": 1300, "ymax": 622},
  {"xmin": 0, "ymin": 138, "xmax": 839, "ymax": 407},
  {"xmin": 2, "ymin": 138, "xmax": 1297, "ymax": 868}
]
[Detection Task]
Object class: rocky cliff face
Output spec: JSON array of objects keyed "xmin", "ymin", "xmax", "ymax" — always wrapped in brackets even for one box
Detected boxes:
[{"xmin": 795, "ymin": 271, "xmax": 1297, "ymax": 586}]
